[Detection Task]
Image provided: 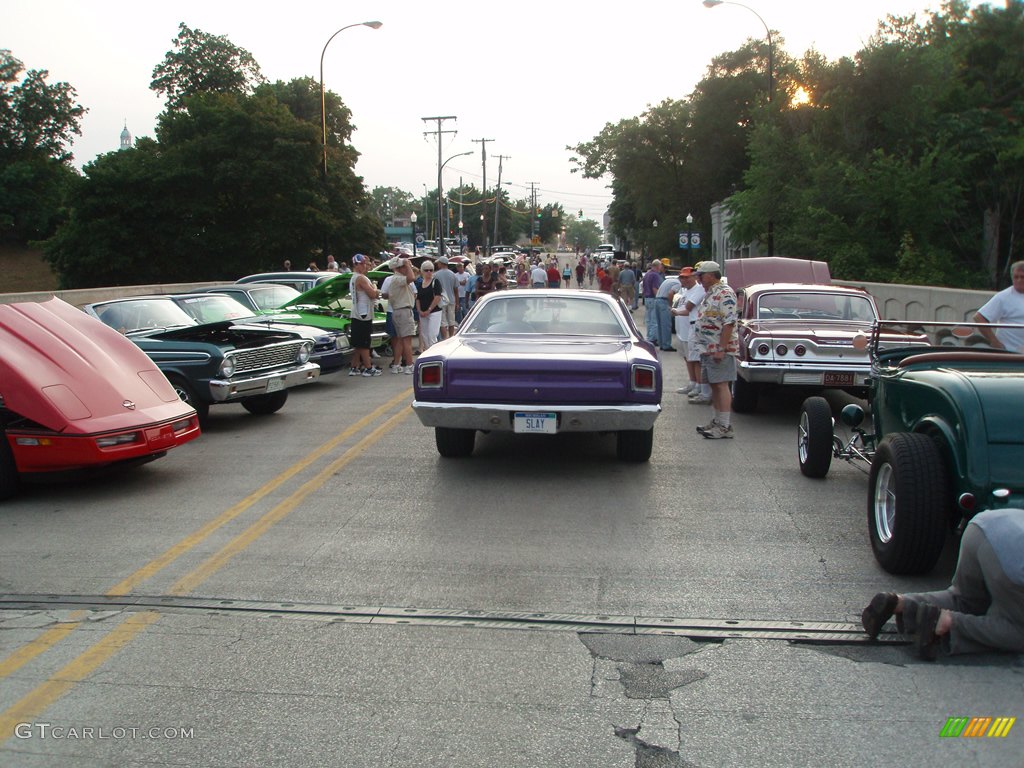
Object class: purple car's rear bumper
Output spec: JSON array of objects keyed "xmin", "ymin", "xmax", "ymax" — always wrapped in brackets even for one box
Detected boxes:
[{"xmin": 411, "ymin": 401, "xmax": 661, "ymax": 432}]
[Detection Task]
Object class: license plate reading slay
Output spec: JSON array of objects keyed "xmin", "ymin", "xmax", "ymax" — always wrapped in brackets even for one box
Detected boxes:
[{"xmin": 514, "ymin": 412, "xmax": 557, "ymax": 434}]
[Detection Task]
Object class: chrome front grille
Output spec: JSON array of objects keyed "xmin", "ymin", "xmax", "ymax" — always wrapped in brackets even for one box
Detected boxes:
[{"xmin": 227, "ymin": 341, "xmax": 302, "ymax": 373}]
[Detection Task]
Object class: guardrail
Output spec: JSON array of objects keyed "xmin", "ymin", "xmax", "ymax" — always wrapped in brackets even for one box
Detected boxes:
[{"xmin": 0, "ymin": 279, "xmax": 996, "ymax": 321}]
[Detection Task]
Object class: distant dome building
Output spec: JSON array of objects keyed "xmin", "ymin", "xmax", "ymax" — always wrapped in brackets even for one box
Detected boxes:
[{"xmin": 119, "ymin": 122, "xmax": 132, "ymax": 150}]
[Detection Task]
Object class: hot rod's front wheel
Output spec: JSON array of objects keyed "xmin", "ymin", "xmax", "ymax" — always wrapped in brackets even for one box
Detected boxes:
[
  {"xmin": 797, "ymin": 396, "xmax": 833, "ymax": 478},
  {"xmin": 867, "ymin": 433, "xmax": 950, "ymax": 575}
]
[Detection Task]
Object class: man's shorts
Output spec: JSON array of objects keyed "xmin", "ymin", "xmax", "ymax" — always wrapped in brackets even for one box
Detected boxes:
[
  {"xmin": 392, "ymin": 306, "xmax": 415, "ymax": 338},
  {"xmin": 440, "ymin": 303, "xmax": 457, "ymax": 327},
  {"xmin": 349, "ymin": 317, "xmax": 372, "ymax": 349},
  {"xmin": 700, "ymin": 353, "xmax": 737, "ymax": 384}
]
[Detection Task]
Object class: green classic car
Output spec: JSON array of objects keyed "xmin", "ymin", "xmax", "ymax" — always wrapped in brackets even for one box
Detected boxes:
[
  {"xmin": 230, "ymin": 272, "xmax": 390, "ymax": 352},
  {"xmin": 796, "ymin": 320, "xmax": 1024, "ymax": 575}
]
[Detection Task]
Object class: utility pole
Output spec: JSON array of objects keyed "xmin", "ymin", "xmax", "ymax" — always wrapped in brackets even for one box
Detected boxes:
[
  {"xmin": 493, "ymin": 154, "xmax": 510, "ymax": 248},
  {"xmin": 422, "ymin": 116, "xmax": 457, "ymax": 258},
  {"xmin": 472, "ymin": 137, "xmax": 494, "ymax": 257},
  {"xmin": 528, "ymin": 181, "xmax": 539, "ymax": 246}
]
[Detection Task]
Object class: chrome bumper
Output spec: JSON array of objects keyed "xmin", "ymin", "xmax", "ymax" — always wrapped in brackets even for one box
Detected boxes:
[
  {"xmin": 411, "ymin": 401, "xmax": 661, "ymax": 432},
  {"xmin": 209, "ymin": 362, "xmax": 320, "ymax": 402},
  {"xmin": 739, "ymin": 361, "xmax": 871, "ymax": 387}
]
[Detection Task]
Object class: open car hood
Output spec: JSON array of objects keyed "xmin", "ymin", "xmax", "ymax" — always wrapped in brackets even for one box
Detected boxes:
[
  {"xmin": 0, "ymin": 298, "xmax": 193, "ymax": 434},
  {"xmin": 282, "ymin": 271, "xmax": 391, "ymax": 309}
]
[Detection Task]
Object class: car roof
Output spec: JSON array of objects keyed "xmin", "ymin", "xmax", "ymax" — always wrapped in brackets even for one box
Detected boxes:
[
  {"xmin": 743, "ymin": 282, "xmax": 871, "ymax": 297},
  {"xmin": 725, "ymin": 257, "xmax": 831, "ymax": 291}
]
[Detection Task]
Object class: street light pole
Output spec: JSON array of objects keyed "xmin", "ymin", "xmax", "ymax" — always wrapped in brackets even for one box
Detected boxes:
[
  {"xmin": 686, "ymin": 212, "xmax": 694, "ymax": 266},
  {"xmin": 702, "ymin": 0, "xmax": 774, "ymax": 255},
  {"xmin": 438, "ymin": 151, "xmax": 473, "ymax": 260},
  {"xmin": 410, "ymin": 212, "xmax": 418, "ymax": 258},
  {"xmin": 320, "ymin": 21, "xmax": 381, "ymax": 178}
]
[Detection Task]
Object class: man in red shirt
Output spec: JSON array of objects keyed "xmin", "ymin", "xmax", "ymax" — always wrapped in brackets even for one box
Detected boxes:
[{"xmin": 546, "ymin": 262, "xmax": 561, "ymax": 288}]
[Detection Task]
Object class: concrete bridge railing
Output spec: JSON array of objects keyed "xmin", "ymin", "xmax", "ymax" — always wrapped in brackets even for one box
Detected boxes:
[{"xmin": 0, "ymin": 279, "xmax": 996, "ymax": 322}]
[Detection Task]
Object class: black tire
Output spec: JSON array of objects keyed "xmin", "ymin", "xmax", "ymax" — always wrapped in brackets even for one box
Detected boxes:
[
  {"xmin": 797, "ymin": 396, "xmax": 834, "ymax": 478},
  {"xmin": 241, "ymin": 389, "xmax": 289, "ymax": 415},
  {"xmin": 867, "ymin": 433, "xmax": 950, "ymax": 575},
  {"xmin": 616, "ymin": 429, "xmax": 654, "ymax": 462},
  {"xmin": 435, "ymin": 427, "xmax": 475, "ymax": 458},
  {"xmin": 731, "ymin": 375, "xmax": 758, "ymax": 413},
  {"xmin": 168, "ymin": 376, "xmax": 210, "ymax": 425},
  {"xmin": 0, "ymin": 433, "xmax": 19, "ymax": 500}
]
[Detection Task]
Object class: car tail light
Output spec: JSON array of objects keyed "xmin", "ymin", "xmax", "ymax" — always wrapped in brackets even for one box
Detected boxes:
[
  {"xmin": 958, "ymin": 493, "xmax": 976, "ymax": 512},
  {"xmin": 96, "ymin": 432, "xmax": 141, "ymax": 448},
  {"xmin": 775, "ymin": 344, "xmax": 789, "ymax": 356},
  {"xmin": 632, "ymin": 364, "xmax": 656, "ymax": 392},
  {"xmin": 419, "ymin": 362, "xmax": 443, "ymax": 388},
  {"xmin": 756, "ymin": 343, "xmax": 770, "ymax": 357},
  {"xmin": 794, "ymin": 344, "xmax": 807, "ymax": 357}
]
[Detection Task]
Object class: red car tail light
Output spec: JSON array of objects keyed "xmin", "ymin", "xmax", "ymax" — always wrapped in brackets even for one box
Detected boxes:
[
  {"xmin": 775, "ymin": 344, "xmax": 789, "ymax": 356},
  {"xmin": 794, "ymin": 344, "xmax": 807, "ymax": 357},
  {"xmin": 756, "ymin": 343, "xmax": 770, "ymax": 357},
  {"xmin": 632, "ymin": 364, "xmax": 656, "ymax": 392},
  {"xmin": 419, "ymin": 362, "xmax": 443, "ymax": 388}
]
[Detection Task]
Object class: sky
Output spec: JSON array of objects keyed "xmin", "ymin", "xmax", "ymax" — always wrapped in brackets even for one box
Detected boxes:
[{"xmin": 5, "ymin": 0, "xmax": 991, "ymax": 223}]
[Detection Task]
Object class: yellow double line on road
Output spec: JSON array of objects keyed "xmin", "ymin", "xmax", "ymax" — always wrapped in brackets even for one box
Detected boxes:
[{"xmin": 1, "ymin": 389, "xmax": 412, "ymax": 740}]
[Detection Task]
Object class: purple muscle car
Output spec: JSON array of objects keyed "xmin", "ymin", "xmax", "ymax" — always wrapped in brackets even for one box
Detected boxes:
[{"xmin": 412, "ymin": 290, "xmax": 662, "ymax": 461}]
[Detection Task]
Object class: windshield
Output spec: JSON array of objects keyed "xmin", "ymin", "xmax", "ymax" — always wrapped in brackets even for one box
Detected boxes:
[
  {"xmin": 756, "ymin": 292, "xmax": 877, "ymax": 322},
  {"xmin": 174, "ymin": 295, "xmax": 255, "ymax": 324},
  {"xmin": 247, "ymin": 285, "xmax": 300, "ymax": 310},
  {"xmin": 93, "ymin": 299, "xmax": 198, "ymax": 334},
  {"xmin": 463, "ymin": 295, "xmax": 627, "ymax": 336}
]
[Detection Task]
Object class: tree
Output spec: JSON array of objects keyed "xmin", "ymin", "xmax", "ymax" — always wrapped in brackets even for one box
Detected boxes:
[
  {"xmin": 150, "ymin": 24, "xmax": 265, "ymax": 111},
  {"xmin": 0, "ymin": 50, "xmax": 84, "ymax": 243}
]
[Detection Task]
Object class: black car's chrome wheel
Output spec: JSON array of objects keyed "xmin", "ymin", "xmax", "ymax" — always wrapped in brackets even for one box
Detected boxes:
[{"xmin": 797, "ymin": 396, "xmax": 833, "ymax": 478}]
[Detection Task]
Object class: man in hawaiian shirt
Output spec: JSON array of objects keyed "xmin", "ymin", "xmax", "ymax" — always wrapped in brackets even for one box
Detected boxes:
[{"xmin": 691, "ymin": 261, "xmax": 739, "ymax": 439}]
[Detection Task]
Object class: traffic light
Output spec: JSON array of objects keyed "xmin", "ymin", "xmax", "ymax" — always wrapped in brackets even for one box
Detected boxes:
[
  {"xmin": 578, "ymin": 209, "xmax": 583, "ymax": 219},
  {"xmin": 536, "ymin": 208, "xmax": 542, "ymax": 219}
]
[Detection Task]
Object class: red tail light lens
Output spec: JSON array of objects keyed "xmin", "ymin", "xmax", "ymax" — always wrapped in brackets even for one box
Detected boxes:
[
  {"xmin": 419, "ymin": 362, "xmax": 443, "ymax": 388},
  {"xmin": 775, "ymin": 344, "xmax": 789, "ymax": 356},
  {"xmin": 794, "ymin": 344, "xmax": 807, "ymax": 357},
  {"xmin": 632, "ymin": 365, "xmax": 656, "ymax": 392}
]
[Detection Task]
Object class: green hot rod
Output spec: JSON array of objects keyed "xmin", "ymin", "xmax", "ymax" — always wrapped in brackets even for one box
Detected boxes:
[{"xmin": 797, "ymin": 320, "xmax": 1024, "ymax": 575}]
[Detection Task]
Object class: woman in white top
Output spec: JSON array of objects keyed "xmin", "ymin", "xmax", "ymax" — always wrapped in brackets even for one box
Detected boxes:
[{"xmin": 416, "ymin": 261, "xmax": 443, "ymax": 352}]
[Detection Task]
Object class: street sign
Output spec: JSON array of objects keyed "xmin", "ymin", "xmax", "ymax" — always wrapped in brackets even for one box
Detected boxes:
[
  {"xmin": 678, "ymin": 233, "xmax": 689, "ymax": 249},
  {"xmin": 691, "ymin": 233, "xmax": 701, "ymax": 249},
  {"xmin": 678, "ymin": 232, "xmax": 701, "ymax": 249},
  {"xmin": 415, "ymin": 234, "xmax": 424, "ymax": 245}
]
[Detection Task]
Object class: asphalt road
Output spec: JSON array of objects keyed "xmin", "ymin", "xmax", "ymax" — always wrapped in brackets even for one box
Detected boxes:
[{"xmin": 1, "ymin": 307, "xmax": 1021, "ymax": 767}]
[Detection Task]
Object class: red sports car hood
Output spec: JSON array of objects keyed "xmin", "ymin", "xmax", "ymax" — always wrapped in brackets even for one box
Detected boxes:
[{"xmin": 0, "ymin": 298, "xmax": 193, "ymax": 434}]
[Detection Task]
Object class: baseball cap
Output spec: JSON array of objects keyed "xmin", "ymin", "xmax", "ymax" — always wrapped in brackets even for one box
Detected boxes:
[
  {"xmin": 679, "ymin": 266, "xmax": 696, "ymax": 276},
  {"xmin": 437, "ymin": 256, "xmax": 449, "ymax": 264},
  {"xmin": 352, "ymin": 253, "xmax": 368, "ymax": 265},
  {"xmin": 695, "ymin": 261, "xmax": 721, "ymax": 274}
]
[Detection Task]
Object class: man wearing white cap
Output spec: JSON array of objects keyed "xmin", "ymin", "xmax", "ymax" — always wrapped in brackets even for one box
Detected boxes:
[{"xmin": 691, "ymin": 261, "xmax": 738, "ymax": 438}]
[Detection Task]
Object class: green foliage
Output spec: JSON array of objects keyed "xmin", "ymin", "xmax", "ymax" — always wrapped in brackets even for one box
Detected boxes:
[
  {"xmin": 45, "ymin": 37, "xmax": 382, "ymax": 287},
  {"xmin": 569, "ymin": 2, "xmax": 1024, "ymax": 288},
  {"xmin": 150, "ymin": 24, "xmax": 265, "ymax": 111},
  {"xmin": 0, "ymin": 50, "xmax": 84, "ymax": 243}
]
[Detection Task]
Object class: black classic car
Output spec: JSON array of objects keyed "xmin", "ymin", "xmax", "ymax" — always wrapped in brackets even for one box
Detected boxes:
[{"xmin": 83, "ymin": 296, "xmax": 320, "ymax": 423}]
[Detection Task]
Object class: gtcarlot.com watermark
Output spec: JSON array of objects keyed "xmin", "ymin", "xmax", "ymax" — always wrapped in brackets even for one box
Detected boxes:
[{"xmin": 14, "ymin": 722, "xmax": 195, "ymax": 740}]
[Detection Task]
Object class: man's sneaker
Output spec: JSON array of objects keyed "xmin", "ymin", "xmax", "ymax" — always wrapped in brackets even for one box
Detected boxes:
[
  {"xmin": 390, "ymin": 364, "xmax": 402, "ymax": 374},
  {"xmin": 688, "ymin": 395, "xmax": 712, "ymax": 405},
  {"xmin": 404, "ymin": 365, "xmax": 415, "ymax": 374},
  {"xmin": 676, "ymin": 383, "xmax": 695, "ymax": 395},
  {"xmin": 362, "ymin": 366, "xmax": 382, "ymax": 377},
  {"xmin": 695, "ymin": 419, "xmax": 718, "ymax": 435},
  {"xmin": 348, "ymin": 367, "xmax": 361, "ymax": 377},
  {"xmin": 702, "ymin": 423, "xmax": 734, "ymax": 439},
  {"xmin": 371, "ymin": 350, "xmax": 380, "ymax": 359}
]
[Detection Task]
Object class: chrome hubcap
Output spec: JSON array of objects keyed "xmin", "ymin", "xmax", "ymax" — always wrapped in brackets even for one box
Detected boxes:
[{"xmin": 874, "ymin": 463, "xmax": 896, "ymax": 543}]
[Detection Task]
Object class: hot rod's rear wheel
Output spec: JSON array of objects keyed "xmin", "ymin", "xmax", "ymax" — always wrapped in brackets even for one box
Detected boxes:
[
  {"xmin": 867, "ymin": 433, "xmax": 950, "ymax": 575},
  {"xmin": 435, "ymin": 427, "xmax": 475, "ymax": 458},
  {"xmin": 0, "ymin": 433, "xmax": 19, "ymax": 500},
  {"xmin": 731, "ymin": 375, "xmax": 758, "ymax": 413},
  {"xmin": 797, "ymin": 396, "xmax": 834, "ymax": 478},
  {"xmin": 616, "ymin": 429, "xmax": 654, "ymax": 462},
  {"xmin": 241, "ymin": 390, "xmax": 289, "ymax": 415}
]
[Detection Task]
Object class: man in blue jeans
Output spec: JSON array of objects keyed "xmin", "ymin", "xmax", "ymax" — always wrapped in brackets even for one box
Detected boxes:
[
  {"xmin": 641, "ymin": 260, "xmax": 664, "ymax": 345},
  {"xmin": 654, "ymin": 268, "xmax": 681, "ymax": 351}
]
